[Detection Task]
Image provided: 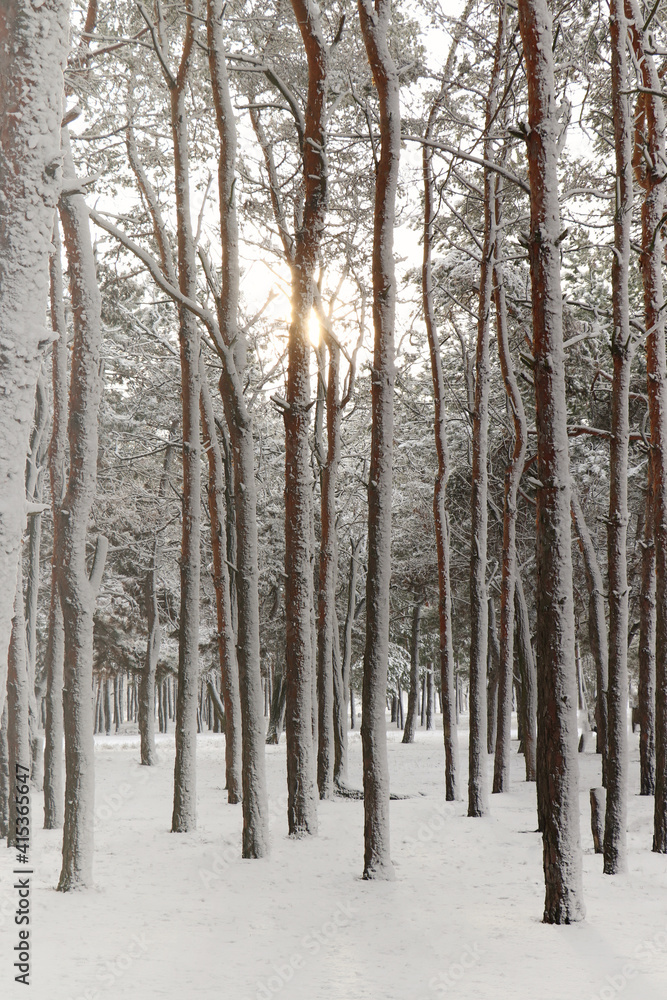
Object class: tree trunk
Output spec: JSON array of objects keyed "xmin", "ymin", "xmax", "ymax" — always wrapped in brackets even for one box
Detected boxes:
[
  {"xmin": 281, "ymin": 0, "xmax": 329, "ymax": 835},
  {"xmin": 639, "ymin": 471, "xmax": 656, "ymax": 795},
  {"xmin": 604, "ymin": 0, "xmax": 633, "ymax": 874},
  {"xmin": 570, "ymin": 493, "xmax": 608, "ymax": 779},
  {"xmin": 43, "ymin": 218, "xmax": 68, "ymax": 830},
  {"xmin": 0, "ymin": 0, "xmax": 70, "ymax": 672},
  {"xmin": 493, "ymin": 174, "xmax": 527, "ymax": 794},
  {"xmin": 317, "ymin": 339, "xmax": 341, "ymax": 798},
  {"xmin": 358, "ymin": 0, "xmax": 400, "ymax": 879},
  {"xmin": 200, "ymin": 373, "xmax": 242, "ymax": 802},
  {"xmin": 140, "ymin": 421, "xmax": 178, "ymax": 768},
  {"xmin": 402, "ymin": 601, "xmax": 424, "ymax": 745},
  {"xmin": 625, "ymin": 0, "xmax": 667, "ymax": 854},
  {"xmin": 468, "ymin": 3, "xmax": 506, "ymax": 816},
  {"xmin": 515, "ymin": 574, "xmax": 537, "ymax": 783},
  {"xmin": 422, "ymin": 56, "xmax": 461, "ymax": 801},
  {"xmin": 57, "ymin": 128, "xmax": 107, "ymax": 891},
  {"xmin": 518, "ymin": 0, "xmax": 585, "ymax": 922},
  {"xmin": 169, "ymin": 39, "xmax": 202, "ymax": 834},
  {"xmin": 487, "ymin": 596, "xmax": 500, "ymax": 756}
]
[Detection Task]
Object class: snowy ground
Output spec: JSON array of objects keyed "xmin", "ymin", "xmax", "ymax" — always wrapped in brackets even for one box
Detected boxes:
[{"xmin": 2, "ymin": 718, "xmax": 667, "ymax": 1000}]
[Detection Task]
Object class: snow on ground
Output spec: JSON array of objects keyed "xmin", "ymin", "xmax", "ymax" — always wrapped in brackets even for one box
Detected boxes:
[{"xmin": 2, "ymin": 718, "xmax": 667, "ymax": 1000}]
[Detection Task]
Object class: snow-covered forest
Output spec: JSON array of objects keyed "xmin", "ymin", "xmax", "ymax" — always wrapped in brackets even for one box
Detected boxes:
[{"xmin": 1, "ymin": 0, "xmax": 667, "ymax": 995}]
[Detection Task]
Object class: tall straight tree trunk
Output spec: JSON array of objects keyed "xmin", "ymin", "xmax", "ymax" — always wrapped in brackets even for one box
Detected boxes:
[
  {"xmin": 515, "ymin": 573, "xmax": 537, "ymax": 782},
  {"xmin": 402, "ymin": 601, "xmax": 424, "ymax": 745},
  {"xmin": 139, "ymin": 421, "xmax": 178, "ymax": 767},
  {"xmin": 168, "ymin": 14, "xmax": 202, "ymax": 835},
  {"xmin": 281, "ymin": 0, "xmax": 328, "ymax": 835},
  {"xmin": 468, "ymin": 4, "xmax": 505, "ymax": 816},
  {"xmin": 518, "ymin": 0, "xmax": 585, "ymax": 923},
  {"xmin": 200, "ymin": 373, "xmax": 242, "ymax": 803},
  {"xmin": 0, "ymin": 0, "xmax": 70, "ymax": 671},
  {"xmin": 639, "ymin": 470, "xmax": 656, "ymax": 795},
  {"xmin": 493, "ymin": 171, "xmax": 526, "ymax": 794},
  {"xmin": 626, "ymin": 0, "xmax": 667, "ymax": 854},
  {"xmin": 342, "ymin": 539, "xmax": 362, "ymax": 739},
  {"xmin": 207, "ymin": 0, "xmax": 269, "ymax": 854},
  {"xmin": 317, "ymin": 339, "xmax": 341, "ymax": 798},
  {"xmin": 570, "ymin": 493, "xmax": 609, "ymax": 778},
  {"xmin": 44, "ymin": 217, "xmax": 68, "ymax": 830},
  {"xmin": 57, "ymin": 128, "xmax": 107, "ymax": 891},
  {"xmin": 487, "ymin": 597, "xmax": 500, "ymax": 756},
  {"xmin": 358, "ymin": 0, "xmax": 400, "ymax": 880},
  {"xmin": 422, "ymin": 52, "xmax": 462, "ymax": 801},
  {"xmin": 604, "ymin": 0, "xmax": 633, "ymax": 874}
]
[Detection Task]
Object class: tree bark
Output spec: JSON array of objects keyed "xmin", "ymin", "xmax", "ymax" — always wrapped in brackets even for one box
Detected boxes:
[
  {"xmin": 281, "ymin": 0, "xmax": 328, "ymax": 835},
  {"xmin": 139, "ymin": 420, "xmax": 178, "ymax": 767},
  {"xmin": 493, "ymin": 172, "xmax": 527, "ymax": 794},
  {"xmin": 207, "ymin": 0, "xmax": 269, "ymax": 855},
  {"xmin": 639, "ymin": 471, "xmax": 656, "ymax": 795},
  {"xmin": 402, "ymin": 601, "xmax": 424, "ymax": 744},
  {"xmin": 422, "ymin": 51, "xmax": 461, "ymax": 801},
  {"xmin": 0, "ymin": 0, "xmax": 70, "ymax": 672},
  {"xmin": 200, "ymin": 373, "xmax": 242, "ymax": 803},
  {"xmin": 570, "ymin": 492, "xmax": 609, "ymax": 779},
  {"xmin": 358, "ymin": 0, "xmax": 400, "ymax": 880},
  {"xmin": 604, "ymin": 0, "xmax": 633, "ymax": 874},
  {"xmin": 468, "ymin": 2, "xmax": 506, "ymax": 816},
  {"xmin": 317, "ymin": 339, "xmax": 341, "ymax": 798},
  {"xmin": 487, "ymin": 596, "xmax": 500, "ymax": 756},
  {"xmin": 625, "ymin": 0, "xmax": 667, "ymax": 854},
  {"xmin": 515, "ymin": 573, "xmax": 537, "ymax": 783},
  {"xmin": 168, "ymin": 14, "xmax": 202, "ymax": 835},
  {"xmin": 57, "ymin": 128, "xmax": 107, "ymax": 891},
  {"xmin": 518, "ymin": 0, "xmax": 585, "ymax": 922}
]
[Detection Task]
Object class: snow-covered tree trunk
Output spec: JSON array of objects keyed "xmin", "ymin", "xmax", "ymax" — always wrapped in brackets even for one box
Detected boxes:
[
  {"xmin": 317, "ymin": 340, "xmax": 340, "ymax": 798},
  {"xmin": 43, "ymin": 219, "xmax": 68, "ymax": 830},
  {"xmin": 468, "ymin": 1, "xmax": 505, "ymax": 815},
  {"xmin": 358, "ymin": 0, "xmax": 400, "ymax": 880},
  {"xmin": 626, "ymin": 0, "xmax": 667, "ymax": 854},
  {"xmin": 168, "ymin": 19, "xmax": 202, "ymax": 834},
  {"xmin": 604, "ymin": 0, "xmax": 633, "ymax": 874},
  {"xmin": 402, "ymin": 601, "xmax": 424, "ymax": 745},
  {"xmin": 280, "ymin": 0, "xmax": 328, "ymax": 835},
  {"xmin": 0, "ymin": 0, "xmax": 70, "ymax": 673},
  {"xmin": 207, "ymin": 0, "xmax": 269, "ymax": 855},
  {"xmin": 200, "ymin": 373, "xmax": 242, "ymax": 803},
  {"xmin": 493, "ymin": 172, "xmax": 526, "ymax": 794},
  {"xmin": 139, "ymin": 421, "xmax": 178, "ymax": 768},
  {"xmin": 422, "ymin": 70, "xmax": 460, "ymax": 801},
  {"xmin": 514, "ymin": 573, "xmax": 537, "ymax": 783},
  {"xmin": 518, "ymin": 0, "xmax": 584, "ymax": 923},
  {"xmin": 341, "ymin": 538, "xmax": 362, "ymax": 738},
  {"xmin": 570, "ymin": 493, "xmax": 609, "ymax": 780},
  {"xmin": 57, "ymin": 128, "xmax": 107, "ymax": 891},
  {"xmin": 639, "ymin": 470, "xmax": 656, "ymax": 796}
]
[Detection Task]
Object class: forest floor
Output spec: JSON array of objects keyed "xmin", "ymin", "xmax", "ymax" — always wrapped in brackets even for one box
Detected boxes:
[{"xmin": 2, "ymin": 717, "xmax": 666, "ymax": 1000}]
